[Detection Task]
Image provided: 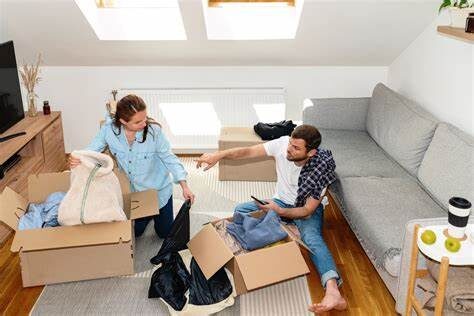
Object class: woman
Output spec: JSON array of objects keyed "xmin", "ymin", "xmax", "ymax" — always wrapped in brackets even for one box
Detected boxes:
[{"xmin": 69, "ymin": 94, "xmax": 195, "ymax": 238}]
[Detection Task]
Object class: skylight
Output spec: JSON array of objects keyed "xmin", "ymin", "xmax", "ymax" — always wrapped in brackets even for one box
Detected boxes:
[
  {"xmin": 202, "ymin": 0, "xmax": 304, "ymax": 40},
  {"xmin": 75, "ymin": 0, "xmax": 186, "ymax": 40}
]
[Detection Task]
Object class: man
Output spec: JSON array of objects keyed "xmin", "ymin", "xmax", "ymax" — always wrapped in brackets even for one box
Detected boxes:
[{"xmin": 195, "ymin": 125, "xmax": 347, "ymax": 313}]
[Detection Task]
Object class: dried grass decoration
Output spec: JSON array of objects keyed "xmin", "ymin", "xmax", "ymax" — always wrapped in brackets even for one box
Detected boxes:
[{"xmin": 19, "ymin": 53, "xmax": 42, "ymax": 117}]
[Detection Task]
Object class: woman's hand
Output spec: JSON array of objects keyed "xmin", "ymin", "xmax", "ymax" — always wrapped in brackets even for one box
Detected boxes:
[
  {"xmin": 179, "ymin": 181, "xmax": 195, "ymax": 204},
  {"xmin": 68, "ymin": 155, "xmax": 81, "ymax": 169}
]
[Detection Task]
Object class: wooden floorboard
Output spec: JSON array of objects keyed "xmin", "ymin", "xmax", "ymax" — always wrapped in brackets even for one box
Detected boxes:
[
  {"xmin": 303, "ymin": 193, "xmax": 396, "ymax": 315},
  {"xmin": 0, "ymin": 189, "xmax": 396, "ymax": 315}
]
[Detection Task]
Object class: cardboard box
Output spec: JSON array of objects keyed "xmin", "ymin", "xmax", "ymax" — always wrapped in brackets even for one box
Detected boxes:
[
  {"xmin": 0, "ymin": 171, "xmax": 158, "ymax": 287},
  {"xmin": 218, "ymin": 127, "xmax": 277, "ymax": 182},
  {"xmin": 187, "ymin": 213, "xmax": 310, "ymax": 295}
]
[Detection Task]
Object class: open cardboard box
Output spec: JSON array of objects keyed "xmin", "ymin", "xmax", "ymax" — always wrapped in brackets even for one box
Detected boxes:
[
  {"xmin": 187, "ymin": 212, "xmax": 310, "ymax": 295},
  {"xmin": 0, "ymin": 170, "xmax": 158, "ymax": 287}
]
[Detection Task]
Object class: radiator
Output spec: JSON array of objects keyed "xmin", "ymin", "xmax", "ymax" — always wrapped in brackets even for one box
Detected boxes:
[{"xmin": 118, "ymin": 88, "xmax": 286, "ymax": 153}]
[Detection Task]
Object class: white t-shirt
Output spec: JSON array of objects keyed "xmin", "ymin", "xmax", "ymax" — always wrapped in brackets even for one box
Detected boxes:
[{"xmin": 263, "ymin": 136, "xmax": 302, "ymax": 205}]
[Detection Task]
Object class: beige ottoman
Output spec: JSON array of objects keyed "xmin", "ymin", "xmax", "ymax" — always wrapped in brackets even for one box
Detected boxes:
[{"xmin": 218, "ymin": 127, "xmax": 277, "ymax": 181}]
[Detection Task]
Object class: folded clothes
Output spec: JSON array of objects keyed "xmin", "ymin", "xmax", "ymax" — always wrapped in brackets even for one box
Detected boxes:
[
  {"xmin": 214, "ymin": 219, "xmax": 248, "ymax": 255},
  {"xmin": 18, "ymin": 191, "xmax": 66, "ymax": 230},
  {"xmin": 226, "ymin": 211, "xmax": 288, "ymax": 251}
]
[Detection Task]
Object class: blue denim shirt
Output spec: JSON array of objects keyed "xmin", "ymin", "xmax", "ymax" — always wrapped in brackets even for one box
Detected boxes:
[{"xmin": 86, "ymin": 115, "xmax": 187, "ymax": 208}]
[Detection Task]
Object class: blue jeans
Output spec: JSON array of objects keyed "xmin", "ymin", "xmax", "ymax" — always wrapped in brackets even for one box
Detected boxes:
[
  {"xmin": 134, "ymin": 196, "xmax": 173, "ymax": 238},
  {"xmin": 235, "ymin": 199, "xmax": 342, "ymax": 288}
]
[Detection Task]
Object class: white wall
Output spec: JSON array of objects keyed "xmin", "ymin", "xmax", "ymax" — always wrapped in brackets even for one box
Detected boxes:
[
  {"xmin": 33, "ymin": 66, "xmax": 387, "ymax": 152},
  {"xmin": 388, "ymin": 13, "xmax": 474, "ymax": 136},
  {"xmin": 0, "ymin": 1, "xmax": 6, "ymax": 43}
]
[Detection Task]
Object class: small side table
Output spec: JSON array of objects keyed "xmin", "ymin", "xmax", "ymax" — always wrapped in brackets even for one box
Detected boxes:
[{"xmin": 405, "ymin": 224, "xmax": 474, "ymax": 316}]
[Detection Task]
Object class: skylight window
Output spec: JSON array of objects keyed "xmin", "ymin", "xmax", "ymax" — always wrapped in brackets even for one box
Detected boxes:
[
  {"xmin": 202, "ymin": 0, "xmax": 304, "ymax": 40},
  {"xmin": 75, "ymin": 0, "xmax": 186, "ymax": 40},
  {"xmin": 208, "ymin": 0, "xmax": 295, "ymax": 7}
]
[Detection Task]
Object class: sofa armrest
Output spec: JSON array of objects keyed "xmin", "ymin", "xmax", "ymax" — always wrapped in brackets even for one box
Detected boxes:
[{"xmin": 302, "ymin": 97, "xmax": 370, "ymax": 131}]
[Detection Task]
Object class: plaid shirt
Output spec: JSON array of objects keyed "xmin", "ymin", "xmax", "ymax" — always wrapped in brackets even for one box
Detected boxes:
[{"xmin": 294, "ymin": 148, "xmax": 337, "ymax": 207}]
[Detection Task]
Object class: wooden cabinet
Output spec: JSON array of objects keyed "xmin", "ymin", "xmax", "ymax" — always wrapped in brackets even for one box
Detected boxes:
[
  {"xmin": 42, "ymin": 117, "xmax": 67, "ymax": 172},
  {"xmin": 0, "ymin": 112, "xmax": 66, "ymax": 244}
]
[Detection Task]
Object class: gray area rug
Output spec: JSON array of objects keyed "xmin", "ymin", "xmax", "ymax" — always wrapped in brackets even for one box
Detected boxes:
[{"xmin": 32, "ymin": 159, "xmax": 312, "ymax": 315}]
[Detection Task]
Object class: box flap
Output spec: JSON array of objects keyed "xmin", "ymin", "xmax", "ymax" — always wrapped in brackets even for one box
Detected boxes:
[
  {"xmin": 129, "ymin": 190, "xmax": 159, "ymax": 220},
  {"xmin": 187, "ymin": 224, "xmax": 234, "ymax": 279},
  {"xmin": 235, "ymin": 241, "xmax": 309, "ymax": 291},
  {"xmin": 11, "ymin": 220, "xmax": 131, "ymax": 252},
  {"xmin": 0, "ymin": 187, "xmax": 28, "ymax": 231},
  {"xmin": 114, "ymin": 169, "xmax": 130, "ymax": 194},
  {"xmin": 280, "ymin": 224, "xmax": 314, "ymax": 255},
  {"xmin": 28, "ymin": 172, "xmax": 71, "ymax": 203}
]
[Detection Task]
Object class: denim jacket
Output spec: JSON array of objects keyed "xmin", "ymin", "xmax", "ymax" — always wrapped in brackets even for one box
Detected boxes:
[{"xmin": 86, "ymin": 115, "xmax": 187, "ymax": 208}]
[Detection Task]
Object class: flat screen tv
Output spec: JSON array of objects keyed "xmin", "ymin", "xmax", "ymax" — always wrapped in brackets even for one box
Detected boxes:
[{"xmin": 0, "ymin": 41, "xmax": 24, "ymax": 135}]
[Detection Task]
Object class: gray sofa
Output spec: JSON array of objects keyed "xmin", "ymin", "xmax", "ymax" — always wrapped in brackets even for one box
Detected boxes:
[{"xmin": 303, "ymin": 83, "xmax": 473, "ymax": 312}]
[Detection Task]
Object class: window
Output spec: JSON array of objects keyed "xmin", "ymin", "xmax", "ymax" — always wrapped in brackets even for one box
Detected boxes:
[
  {"xmin": 75, "ymin": 0, "xmax": 186, "ymax": 40},
  {"xmin": 208, "ymin": 0, "xmax": 295, "ymax": 7},
  {"xmin": 202, "ymin": 0, "xmax": 304, "ymax": 40}
]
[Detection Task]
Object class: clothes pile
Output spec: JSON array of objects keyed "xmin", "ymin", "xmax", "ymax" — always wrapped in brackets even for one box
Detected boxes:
[
  {"xmin": 19, "ymin": 150, "xmax": 127, "ymax": 230},
  {"xmin": 148, "ymin": 201, "xmax": 236, "ymax": 315},
  {"xmin": 254, "ymin": 120, "xmax": 297, "ymax": 140},
  {"xmin": 226, "ymin": 210, "xmax": 288, "ymax": 251},
  {"xmin": 213, "ymin": 212, "xmax": 300, "ymax": 255},
  {"xmin": 18, "ymin": 191, "xmax": 66, "ymax": 230}
]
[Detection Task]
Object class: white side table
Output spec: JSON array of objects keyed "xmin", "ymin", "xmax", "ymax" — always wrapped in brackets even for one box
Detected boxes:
[{"xmin": 405, "ymin": 224, "xmax": 474, "ymax": 316}]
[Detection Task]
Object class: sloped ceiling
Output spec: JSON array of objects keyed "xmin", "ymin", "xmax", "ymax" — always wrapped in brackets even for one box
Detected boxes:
[{"xmin": 1, "ymin": 0, "xmax": 438, "ymax": 66}]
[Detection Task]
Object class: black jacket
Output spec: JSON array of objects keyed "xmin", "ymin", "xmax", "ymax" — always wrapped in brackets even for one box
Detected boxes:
[{"xmin": 254, "ymin": 120, "xmax": 297, "ymax": 140}]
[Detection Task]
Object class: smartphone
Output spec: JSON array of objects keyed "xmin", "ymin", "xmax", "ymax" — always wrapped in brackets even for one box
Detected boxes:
[{"xmin": 251, "ymin": 195, "xmax": 269, "ymax": 205}]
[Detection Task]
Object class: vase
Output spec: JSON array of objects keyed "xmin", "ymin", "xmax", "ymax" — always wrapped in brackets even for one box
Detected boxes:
[
  {"xmin": 449, "ymin": 7, "xmax": 474, "ymax": 28},
  {"xmin": 27, "ymin": 91, "xmax": 38, "ymax": 117}
]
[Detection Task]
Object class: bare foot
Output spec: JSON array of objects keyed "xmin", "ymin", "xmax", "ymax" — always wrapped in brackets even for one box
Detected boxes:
[{"xmin": 308, "ymin": 291, "xmax": 347, "ymax": 314}]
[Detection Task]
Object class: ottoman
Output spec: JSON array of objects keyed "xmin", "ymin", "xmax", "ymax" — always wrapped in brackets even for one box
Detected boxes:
[{"xmin": 218, "ymin": 127, "xmax": 277, "ymax": 181}]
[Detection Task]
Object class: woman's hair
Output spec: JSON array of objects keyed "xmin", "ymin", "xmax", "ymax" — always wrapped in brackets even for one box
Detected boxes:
[{"xmin": 113, "ymin": 94, "xmax": 159, "ymax": 143}]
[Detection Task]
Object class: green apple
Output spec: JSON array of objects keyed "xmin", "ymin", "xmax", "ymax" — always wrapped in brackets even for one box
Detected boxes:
[
  {"xmin": 445, "ymin": 237, "xmax": 461, "ymax": 253},
  {"xmin": 421, "ymin": 230, "xmax": 437, "ymax": 245}
]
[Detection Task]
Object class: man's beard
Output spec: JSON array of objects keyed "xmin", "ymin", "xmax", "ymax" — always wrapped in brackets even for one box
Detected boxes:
[{"xmin": 286, "ymin": 154, "xmax": 307, "ymax": 162}]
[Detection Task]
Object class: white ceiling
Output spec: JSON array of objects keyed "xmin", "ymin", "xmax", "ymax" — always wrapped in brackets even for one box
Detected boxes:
[{"xmin": 1, "ymin": 0, "xmax": 438, "ymax": 66}]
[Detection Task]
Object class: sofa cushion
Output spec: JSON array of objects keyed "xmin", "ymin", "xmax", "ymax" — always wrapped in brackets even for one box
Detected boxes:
[
  {"xmin": 303, "ymin": 97, "xmax": 370, "ymax": 131},
  {"xmin": 418, "ymin": 123, "xmax": 474, "ymax": 211},
  {"xmin": 366, "ymin": 83, "xmax": 438, "ymax": 176},
  {"xmin": 320, "ymin": 129, "xmax": 410, "ymax": 178},
  {"xmin": 331, "ymin": 177, "xmax": 445, "ymax": 272}
]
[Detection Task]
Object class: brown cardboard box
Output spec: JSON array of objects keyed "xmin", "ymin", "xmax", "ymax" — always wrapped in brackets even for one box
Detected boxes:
[
  {"xmin": 187, "ymin": 213, "xmax": 310, "ymax": 295},
  {"xmin": 0, "ymin": 171, "xmax": 158, "ymax": 287},
  {"xmin": 218, "ymin": 127, "xmax": 277, "ymax": 182}
]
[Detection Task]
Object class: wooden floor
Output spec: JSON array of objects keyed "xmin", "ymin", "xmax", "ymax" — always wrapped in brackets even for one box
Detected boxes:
[
  {"xmin": 303, "ymin": 193, "xmax": 396, "ymax": 315},
  {"xmin": 0, "ymin": 193, "xmax": 395, "ymax": 316}
]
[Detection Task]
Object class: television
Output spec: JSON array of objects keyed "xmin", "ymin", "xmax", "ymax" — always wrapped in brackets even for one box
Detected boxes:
[{"xmin": 0, "ymin": 41, "xmax": 25, "ymax": 135}]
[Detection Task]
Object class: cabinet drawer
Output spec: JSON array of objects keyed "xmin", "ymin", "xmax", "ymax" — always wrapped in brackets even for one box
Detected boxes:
[
  {"xmin": 42, "ymin": 117, "xmax": 63, "ymax": 141},
  {"xmin": 42, "ymin": 117, "xmax": 66, "ymax": 172},
  {"xmin": 0, "ymin": 156, "xmax": 44, "ymax": 198}
]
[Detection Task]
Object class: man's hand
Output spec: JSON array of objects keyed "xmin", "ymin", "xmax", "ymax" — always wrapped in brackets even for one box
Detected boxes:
[
  {"xmin": 195, "ymin": 152, "xmax": 222, "ymax": 171},
  {"xmin": 257, "ymin": 200, "xmax": 287, "ymax": 217}
]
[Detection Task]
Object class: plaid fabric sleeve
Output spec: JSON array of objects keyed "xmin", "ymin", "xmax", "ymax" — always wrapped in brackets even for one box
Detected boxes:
[{"xmin": 309, "ymin": 161, "xmax": 335, "ymax": 200}]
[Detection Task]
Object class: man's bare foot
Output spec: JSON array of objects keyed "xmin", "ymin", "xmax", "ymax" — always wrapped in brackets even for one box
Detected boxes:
[{"xmin": 308, "ymin": 279, "xmax": 347, "ymax": 314}]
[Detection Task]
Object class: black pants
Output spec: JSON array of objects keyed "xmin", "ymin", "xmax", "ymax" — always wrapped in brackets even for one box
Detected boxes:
[{"xmin": 134, "ymin": 196, "xmax": 173, "ymax": 238}]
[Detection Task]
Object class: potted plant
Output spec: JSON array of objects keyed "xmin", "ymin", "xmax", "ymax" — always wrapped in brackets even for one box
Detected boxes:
[{"xmin": 439, "ymin": 0, "xmax": 474, "ymax": 28}]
